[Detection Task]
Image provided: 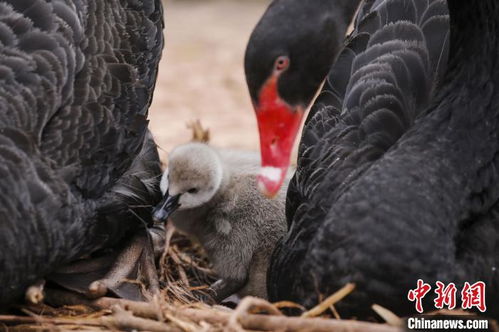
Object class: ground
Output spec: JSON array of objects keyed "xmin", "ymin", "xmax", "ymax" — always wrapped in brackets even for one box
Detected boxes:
[{"xmin": 149, "ymin": 0, "xmax": 271, "ymax": 162}]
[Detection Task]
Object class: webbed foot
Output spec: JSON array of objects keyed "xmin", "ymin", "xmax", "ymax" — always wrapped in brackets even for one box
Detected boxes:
[{"xmin": 49, "ymin": 225, "xmax": 165, "ymax": 301}]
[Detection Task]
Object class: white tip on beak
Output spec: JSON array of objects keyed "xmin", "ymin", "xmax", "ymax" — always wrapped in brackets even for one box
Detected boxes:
[
  {"xmin": 259, "ymin": 167, "xmax": 282, "ymax": 182},
  {"xmin": 257, "ymin": 166, "xmax": 286, "ymax": 198}
]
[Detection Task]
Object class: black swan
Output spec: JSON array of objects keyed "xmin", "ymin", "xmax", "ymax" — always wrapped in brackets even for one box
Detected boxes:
[
  {"xmin": 0, "ymin": 0, "xmax": 164, "ymax": 306},
  {"xmin": 246, "ymin": 0, "xmax": 498, "ymax": 318}
]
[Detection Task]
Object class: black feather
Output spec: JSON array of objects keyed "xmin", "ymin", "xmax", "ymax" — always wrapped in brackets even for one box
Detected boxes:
[
  {"xmin": 270, "ymin": 0, "xmax": 456, "ymax": 318},
  {"xmin": 0, "ymin": 0, "xmax": 164, "ymax": 306}
]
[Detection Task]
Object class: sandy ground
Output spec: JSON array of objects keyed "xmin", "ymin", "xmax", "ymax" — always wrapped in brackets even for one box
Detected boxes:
[{"xmin": 149, "ymin": 0, "xmax": 271, "ymax": 162}]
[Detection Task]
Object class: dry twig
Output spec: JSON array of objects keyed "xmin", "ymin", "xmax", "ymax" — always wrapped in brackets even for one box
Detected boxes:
[
  {"xmin": 227, "ymin": 297, "xmax": 282, "ymax": 331},
  {"xmin": 301, "ymin": 282, "xmax": 356, "ymax": 318},
  {"xmin": 188, "ymin": 119, "xmax": 210, "ymax": 143},
  {"xmin": 372, "ymin": 304, "xmax": 403, "ymax": 327},
  {"xmin": 89, "ymin": 297, "xmax": 402, "ymax": 332},
  {"xmin": 102, "ymin": 305, "xmax": 181, "ymax": 332}
]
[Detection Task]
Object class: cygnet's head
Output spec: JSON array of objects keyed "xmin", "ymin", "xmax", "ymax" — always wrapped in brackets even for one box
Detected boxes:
[{"xmin": 152, "ymin": 143, "xmax": 224, "ymax": 222}]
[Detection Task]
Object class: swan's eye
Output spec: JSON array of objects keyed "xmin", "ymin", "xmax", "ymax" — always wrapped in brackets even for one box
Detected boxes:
[
  {"xmin": 187, "ymin": 188, "xmax": 198, "ymax": 194},
  {"xmin": 274, "ymin": 56, "xmax": 290, "ymax": 71}
]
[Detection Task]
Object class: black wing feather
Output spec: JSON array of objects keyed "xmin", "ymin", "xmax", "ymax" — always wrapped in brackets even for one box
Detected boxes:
[
  {"xmin": 0, "ymin": 0, "xmax": 163, "ymax": 306},
  {"xmin": 272, "ymin": 0, "xmax": 450, "ymax": 314}
]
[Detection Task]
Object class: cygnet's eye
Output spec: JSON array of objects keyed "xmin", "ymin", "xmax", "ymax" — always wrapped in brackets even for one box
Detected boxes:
[{"xmin": 187, "ymin": 188, "xmax": 199, "ymax": 194}]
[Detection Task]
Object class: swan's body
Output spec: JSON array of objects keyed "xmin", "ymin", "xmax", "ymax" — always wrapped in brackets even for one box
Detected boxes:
[
  {"xmin": 246, "ymin": 0, "xmax": 499, "ymax": 318},
  {"xmin": 154, "ymin": 143, "xmax": 288, "ymax": 301},
  {"xmin": 273, "ymin": 0, "xmax": 451, "ymax": 316},
  {"xmin": 0, "ymin": 0, "xmax": 163, "ymax": 305}
]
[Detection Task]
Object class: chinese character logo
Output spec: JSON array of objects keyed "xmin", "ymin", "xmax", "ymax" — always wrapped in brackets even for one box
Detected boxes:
[
  {"xmin": 461, "ymin": 281, "xmax": 486, "ymax": 312},
  {"xmin": 434, "ymin": 281, "xmax": 457, "ymax": 310},
  {"xmin": 408, "ymin": 280, "xmax": 486, "ymax": 313},
  {"xmin": 408, "ymin": 279, "xmax": 432, "ymax": 313}
]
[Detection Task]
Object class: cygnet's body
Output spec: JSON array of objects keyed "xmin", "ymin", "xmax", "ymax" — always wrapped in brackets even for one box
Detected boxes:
[{"xmin": 153, "ymin": 143, "xmax": 288, "ymax": 301}]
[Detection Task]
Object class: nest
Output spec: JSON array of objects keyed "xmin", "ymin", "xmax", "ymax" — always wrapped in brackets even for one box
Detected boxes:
[
  {"xmin": 2, "ymin": 231, "xmax": 497, "ymax": 332},
  {"xmin": 1, "ymin": 122, "xmax": 497, "ymax": 331},
  {"xmin": 0, "ymin": 232, "xmax": 382, "ymax": 332}
]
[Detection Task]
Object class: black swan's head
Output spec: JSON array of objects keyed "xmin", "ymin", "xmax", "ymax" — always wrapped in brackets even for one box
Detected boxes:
[{"xmin": 244, "ymin": 0, "xmax": 359, "ymax": 196}]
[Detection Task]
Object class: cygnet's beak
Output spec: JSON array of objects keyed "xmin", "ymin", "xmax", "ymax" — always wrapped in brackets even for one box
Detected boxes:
[{"xmin": 152, "ymin": 191, "xmax": 180, "ymax": 225}]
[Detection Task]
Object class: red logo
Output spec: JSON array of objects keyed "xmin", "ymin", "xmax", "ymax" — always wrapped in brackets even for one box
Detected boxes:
[
  {"xmin": 461, "ymin": 281, "xmax": 487, "ymax": 312},
  {"xmin": 408, "ymin": 280, "xmax": 486, "ymax": 313},
  {"xmin": 407, "ymin": 279, "xmax": 432, "ymax": 313},
  {"xmin": 434, "ymin": 281, "xmax": 457, "ymax": 310}
]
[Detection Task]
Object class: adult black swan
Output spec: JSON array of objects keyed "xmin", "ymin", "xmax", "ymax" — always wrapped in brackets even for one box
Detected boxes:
[
  {"xmin": 0, "ymin": 0, "xmax": 164, "ymax": 306},
  {"xmin": 246, "ymin": 0, "xmax": 499, "ymax": 318}
]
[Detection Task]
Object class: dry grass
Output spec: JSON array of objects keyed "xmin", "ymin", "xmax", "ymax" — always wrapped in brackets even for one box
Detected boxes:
[
  {"xmin": 0, "ymin": 230, "xmax": 392, "ymax": 332},
  {"xmin": 2, "ymin": 231, "xmax": 496, "ymax": 332}
]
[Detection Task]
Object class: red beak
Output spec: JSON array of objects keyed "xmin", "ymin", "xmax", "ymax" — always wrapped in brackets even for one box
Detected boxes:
[{"xmin": 255, "ymin": 75, "xmax": 304, "ymax": 197}]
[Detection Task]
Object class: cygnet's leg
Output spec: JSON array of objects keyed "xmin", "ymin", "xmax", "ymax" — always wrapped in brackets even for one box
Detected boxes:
[
  {"xmin": 87, "ymin": 225, "xmax": 165, "ymax": 298},
  {"xmin": 207, "ymin": 277, "xmax": 248, "ymax": 304}
]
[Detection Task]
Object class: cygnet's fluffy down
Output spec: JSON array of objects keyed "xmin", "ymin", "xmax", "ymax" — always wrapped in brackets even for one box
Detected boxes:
[{"xmin": 153, "ymin": 142, "xmax": 288, "ymax": 302}]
